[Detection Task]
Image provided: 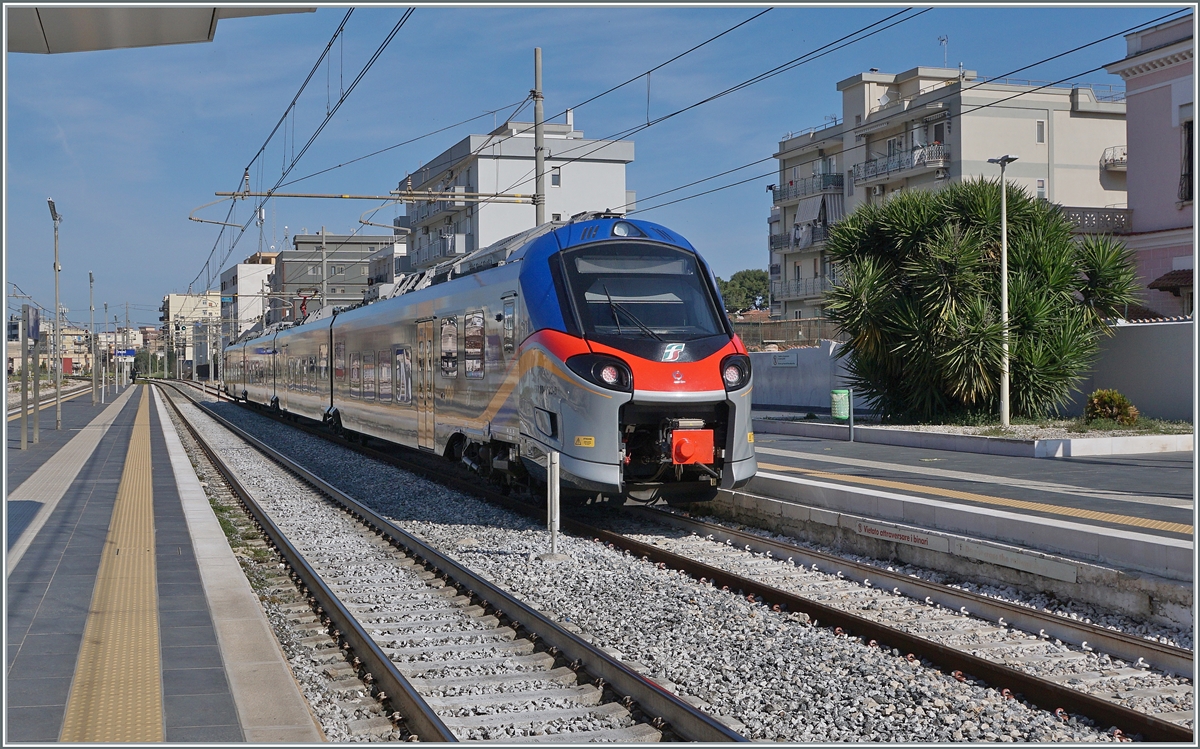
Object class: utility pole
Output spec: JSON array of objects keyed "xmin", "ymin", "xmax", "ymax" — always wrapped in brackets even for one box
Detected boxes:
[
  {"xmin": 125, "ymin": 302, "xmax": 130, "ymax": 383},
  {"xmin": 90, "ymin": 272, "xmax": 97, "ymax": 405},
  {"xmin": 48, "ymin": 198, "xmax": 62, "ymax": 430},
  {"xmin": 533, "ymin": 48, "xmax": 546, "ymax": 226},
  {"xmin": 20, "ymin": 304, "xmax": 29, "ymax": 449},
  {"xmin": 988, "ymin": 154, "xmax": 1019, "ymax": 427},
  {"xmin": 114, "ymin": 314, "xmax": 121, "ymax": 391},
  {"xmin": 102, "ymin": 303, "xmax": 108, "ymax": 401},
  {"xmin": 321, "ymin": 226, "xmax": 328, "ymax": 309}
]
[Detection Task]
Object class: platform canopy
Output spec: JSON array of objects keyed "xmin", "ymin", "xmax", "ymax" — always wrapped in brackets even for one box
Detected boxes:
[{"xmin": 7, "ymin": 6, "xmax": 313, "ymax": 54}]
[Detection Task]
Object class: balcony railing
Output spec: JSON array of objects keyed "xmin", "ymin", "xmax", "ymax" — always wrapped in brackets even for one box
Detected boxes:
[
  {"xmin": 772, "ymin": 173, "xmax": 844, "ymax": 204},
  {"xmin": 1060, "ymin": 206, "xmax": 1131, "ymax": 235},
  {"xmin": 769, "ymin": 224, "xmax": 831, "ymax": 251},
  {"xmin": 771, "ymin": 276, "xmax": 835, "ymax": 301},
  {"xmin": 1101, "ymin": 145, "xmax": 1127, "ymax": 172},
  {"xmin": 732, "ymin": 317, "xmax": 847, "ymax": 349},
  {"xmin": 853, "ymin": 143, "xmax": 949, "ymax": 184}
]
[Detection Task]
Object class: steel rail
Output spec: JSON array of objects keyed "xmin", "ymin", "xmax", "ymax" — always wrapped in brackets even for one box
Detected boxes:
[
  {"xmin": 161, "ymin": 381, "xmax": 747, "ymax": 743},
  {"xmin": 642, "ymin": 505, "xmax": 1194, "ymax": 678},
  {"xmin": 174, "ymin": 383, "xmax": 1194, "ymax": 742},
  {"xmin": 155, "ymin": 384, "xmax": 458, "ymax": 742}
]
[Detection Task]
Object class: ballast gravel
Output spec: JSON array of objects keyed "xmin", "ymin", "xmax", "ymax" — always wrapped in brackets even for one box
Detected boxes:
[{"xmin": 187, "ymin": 398, "xmax": 1148, "ymax": 742}]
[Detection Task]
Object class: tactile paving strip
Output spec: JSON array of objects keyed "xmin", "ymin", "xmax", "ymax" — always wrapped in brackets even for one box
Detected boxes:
[{"xmin": 60, "ymin": 387, "xmax": 164, "ymax": 741}]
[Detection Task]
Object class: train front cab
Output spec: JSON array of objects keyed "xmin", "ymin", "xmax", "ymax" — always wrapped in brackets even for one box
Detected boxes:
[{"xmin": 517, "ymin": 218, "xmax": 756, "ymax": 503}]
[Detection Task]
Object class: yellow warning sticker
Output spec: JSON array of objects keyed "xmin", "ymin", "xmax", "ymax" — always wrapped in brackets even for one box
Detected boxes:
[
  {"xmin": 574, "ymin": 436, "xmax": 595, "ymax": 447},
  {"xmin": 747, "ymin": 432, "xmax": 755, "ymax": 443}
]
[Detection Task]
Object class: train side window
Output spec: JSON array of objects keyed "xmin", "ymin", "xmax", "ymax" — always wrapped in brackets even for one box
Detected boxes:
[
  {"xmin": 378, "ymin": 350, "xmax": 392, "ymax": 401},
  {"xmin": 334, "ymin": 341, "xmax": 346, "ymax": 380},
  {"xmin": 502, "ymin": 300, "xmax": 515, "ymax": 354},
  {"xmin": 350, "ymin": 352, "xmax": 362, "ymax": 397},
  {"xmin": 440, "ymin": 316, "xmax": 458, "ymax": 377},
  {"xmin": 464, "ymin": 310, "xmax": 484, "ymax": 379},
  {"xmin": 320, "ymin": 343, "xmax": 330, "ymax": 382},
  {"xmin": 363, "ymin": 351, "xmax": 376, "ymax": 401}
]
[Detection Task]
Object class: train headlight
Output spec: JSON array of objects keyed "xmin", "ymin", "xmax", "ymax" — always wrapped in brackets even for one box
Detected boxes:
[
  {"xmin": 611, "ymin": 221, "xmax": 645, "ymax": 238},
  {"xmin": 720, "ymin": 354, "xmax": 751, "ymax": 391},
  {"xmin": 566, "ymin": 354, "xmax": 633, "ymax": 392}
]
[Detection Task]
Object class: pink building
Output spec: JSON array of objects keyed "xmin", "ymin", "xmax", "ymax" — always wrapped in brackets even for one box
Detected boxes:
[{"xmin": 1106, "ymin": 14, "xmax": 1195, "ymax": 317}]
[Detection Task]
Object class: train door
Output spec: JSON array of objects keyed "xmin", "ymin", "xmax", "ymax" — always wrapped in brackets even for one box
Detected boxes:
[
  {"xmin": 281, "ymin": 348, "xmax": 290, "ymax": 410},
  {"xmin": 417, "ymin": 319, "xmax": 435, "ymax": 450}
]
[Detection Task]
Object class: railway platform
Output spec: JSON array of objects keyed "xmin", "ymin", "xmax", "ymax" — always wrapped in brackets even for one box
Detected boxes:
[
  {"xmin": 733, "ymin": 430, "xmax": 1193, "ymax": 587},
  {"xmin": 6, "ymin": 384, "xmax": 322, "ymax": 743}
]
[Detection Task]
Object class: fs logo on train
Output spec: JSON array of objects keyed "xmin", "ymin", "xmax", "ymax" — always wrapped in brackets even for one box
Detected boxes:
[{"xmin": 661, "ymin": 343, "xmax": 686, "ymax": 362}]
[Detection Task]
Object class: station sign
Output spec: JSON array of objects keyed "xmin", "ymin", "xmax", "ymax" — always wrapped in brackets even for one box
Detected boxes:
[{"xmin": 118, "ymin": 348, "xmax": 137, "ymax": 357}]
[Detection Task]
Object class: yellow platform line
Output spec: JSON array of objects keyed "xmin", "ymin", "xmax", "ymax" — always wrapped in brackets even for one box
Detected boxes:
[
  {"xmin": 760, "ymin": 462, "xmax": 1194, "ymax": 537},
  {"xmin": 6, "ymin": 387, "xmax": 93, "ymax": 421},
  {"xmin": 61, "ymin": 387, "xmax": 164, "ymax": 742}
]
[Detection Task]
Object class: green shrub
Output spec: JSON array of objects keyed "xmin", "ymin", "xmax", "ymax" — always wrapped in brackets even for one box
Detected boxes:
[{"xmin": 1085, "ymin": 389, "xmax": 1139, "ymax": 425}]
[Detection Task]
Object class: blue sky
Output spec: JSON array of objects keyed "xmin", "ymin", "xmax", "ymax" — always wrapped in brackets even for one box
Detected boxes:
[{"xmin": 4, "ymin": 4, "xmax": 1185, "ymax": 329}]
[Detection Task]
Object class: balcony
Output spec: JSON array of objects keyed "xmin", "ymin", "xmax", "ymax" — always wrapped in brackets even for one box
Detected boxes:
[
  {"xmin": 769, "ymin": 223, "xmax": 831, "ymax": 252},
  {"xmin": 1060, "ymin": 205, "xmax": 1130, "ymax": 235},
  {"xmin": 408, "ymin": 186, "xmax": 467, "ymax": 225},
  {"xmin": 853, "ymin": 143, "xmax": 949, "ymax": 185},
  {"xmin": 1101, "ymin": 145, "xmax": 1127, "ymax": 172},
  {"xmin": 772, "ymin": 173, "xmax": 844, "ymax": 204},
  {"xmin": 771, "ymin": 275, "xmax": 835, "ymax": 301}
]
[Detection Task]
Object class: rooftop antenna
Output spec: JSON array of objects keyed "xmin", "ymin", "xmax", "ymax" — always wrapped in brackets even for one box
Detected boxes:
[{"xmin": 938, "ymin": 35, "xmax": 948, "ymax": 68}]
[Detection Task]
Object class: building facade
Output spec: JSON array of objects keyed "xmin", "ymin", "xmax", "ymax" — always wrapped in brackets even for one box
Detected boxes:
[
  {"xmin": 770, "ymin": 66, "xmax": 1128, "ymax": 319},
  {"xmin": 160, "ymin": 291, "xmax": 221, "ymax": 373},
  {"xmin": 265, "ymin": 233, "xmax": 398, "ymax": 325},
  {"xmin": 402, "ymin": 114, "xmax": 635, "ymax": 270},
  {"xmin": 1106, "ymin": 14, "xmax": 1194, "ymax": 317},
  {"xmin": 219, "ymin": 251, "xmax": 277, "ymax": 348}
]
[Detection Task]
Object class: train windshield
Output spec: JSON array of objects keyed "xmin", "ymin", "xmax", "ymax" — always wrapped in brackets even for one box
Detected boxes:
[{"xmin": 560, "ymin": 243, "xmax": 726, "ymax": 345}]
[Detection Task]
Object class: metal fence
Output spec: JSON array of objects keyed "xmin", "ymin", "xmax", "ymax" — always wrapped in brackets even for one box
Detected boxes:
[{"xmin": 732, "ymin": 318, "xmax": 846, "ymax": 349}]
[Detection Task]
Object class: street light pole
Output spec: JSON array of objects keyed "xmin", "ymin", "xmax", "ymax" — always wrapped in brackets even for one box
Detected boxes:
[
  {"xmin": 48, "ymin": 198, "xmax": 62, "ymax": 429},
  {"xmin": 90, "ymin": 272, "xmax": 96, "ymax": 405},
  {"xmin": 987, "ymin": 155, "xmax": 1018, "ymax": 428}
]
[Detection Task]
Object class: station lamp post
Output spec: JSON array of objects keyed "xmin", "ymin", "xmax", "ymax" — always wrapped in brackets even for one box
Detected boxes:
[
  {"xmin": 987, "ymin": 155, "xmax": 1018, "ymax": 428},
  {"xmin": 47, "ymin": 198, "xmax": 63, "ymax": 430}
]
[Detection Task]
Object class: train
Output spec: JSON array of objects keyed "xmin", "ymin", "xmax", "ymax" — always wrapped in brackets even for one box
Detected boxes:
[{"xmin": 224, "ymin": 212, "xmax": 756, "ymax": 503}]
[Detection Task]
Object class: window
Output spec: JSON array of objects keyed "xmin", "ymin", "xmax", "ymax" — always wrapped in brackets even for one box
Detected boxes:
[
  {"xmin": 551, "ymin": 167, "xmax": 561, "ymax": 187},
  {"xmin": 1181, "ymin": 119, "xmax": 1193, "ymax": 202},
  {"xmin": 1036, "ymin": 120, "xmax": 1046, "ymax": 144},
  {"xmin": 502, "ymin": 300, "xmax": 515, "ymax": 354},
  {"xmin": 362, "ymin": 351, "xmax": 375, "ymax": 401},
  {"xmin": 440, "ymin": 317, "xmax": 458, "ymax": 377},
  {"xmin": 319, "ymin": 343, "xmax": 329, "ymax": 382},
  {"xmin": 886, "ymin": 137, "xmax": 900, "ymax": 157},
  {"xmin": 334, "ymin": 341, "xmax": 345, "ymax": 380},
  {"xmin": 1036, "ymin": 179, "xmax": 1046, "ymax": 200},
  {"xmin": 310, "ymin": 266, "xmax": 320, "ymax": 276},
  {"xmin": 933, "ymin": 122, "xmax": 945, "ymax": 144},
  {"xmin": 813, "ymin": 258, "xmax": 818, "ymax": 277},
  {"xmin": 349, "ymin": 352, "xmax": 362, "ymax": 397},
  {"xmin": 464, "ymin": 311, "xmax": 484, "ymax": 379},
  {"xmin": 552, "ymin": 213, "xmax": 561, "ymax": 222},
  {"xmin": 378, "ymin": 350, "xmax": 392, "ymax": 401},
  {"xmin": 394, "ymin": 348, "xmax": 412, "ymax": 403}
]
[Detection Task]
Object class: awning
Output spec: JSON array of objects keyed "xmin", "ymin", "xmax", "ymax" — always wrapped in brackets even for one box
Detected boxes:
[
  {"xmin": 824, "ymin": 194, "xmax": 845, "ymax": 225},
  {"xmin": 1147, "ymin": 269, "xmax": 1193, "ymax": 292},
  {"xmin": 794, "ymin": 195, "xmax": 823, "ymax": 224}
]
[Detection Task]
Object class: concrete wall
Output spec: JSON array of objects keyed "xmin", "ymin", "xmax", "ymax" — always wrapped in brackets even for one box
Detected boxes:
[
  {"xmin": 1063, "ymin": 320, "xmax": 1195, "ymax": 422},
  {"xmin": 749, "ymin": 341, "xmax": 849, "ymax": 410}
]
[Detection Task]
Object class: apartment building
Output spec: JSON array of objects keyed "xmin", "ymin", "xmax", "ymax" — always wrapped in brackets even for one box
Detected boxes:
[
  {"xmin": 403, "ymin": 113, "xmax": 634, "ymax": 270},
  {"xmin": 265, "ymin": 232, "xmax": 398, "ymax": 325},
  {"xmin": 219, "ymin": 251, "xmax": 277, "ymax": 348},
  {"xmin": 160, "ymin": 291, "xmax": 220, "ymax": 372},
  {"xmin": 769, "ymin": 66, "xmax": 1127, "ymax": 319},
  {"xmin": 1105, "ymin": 13, "xmax": 1194, "ymax": 317}
]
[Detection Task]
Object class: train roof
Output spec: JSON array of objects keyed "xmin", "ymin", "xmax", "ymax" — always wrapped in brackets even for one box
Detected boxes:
[{"xmin": 229, "ymin": 212, "xmax": 697, "ymax": 347}]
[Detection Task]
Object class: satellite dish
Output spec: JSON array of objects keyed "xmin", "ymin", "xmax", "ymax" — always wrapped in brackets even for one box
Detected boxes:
[{"xmin": 878, "ymin": 91, "xmax": 891, "ymax": 106}]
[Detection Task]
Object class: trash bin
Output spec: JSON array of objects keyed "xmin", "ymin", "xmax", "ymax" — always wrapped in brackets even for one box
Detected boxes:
[{"xmin": 831, "ymin": 389, "xmax": 850, "ymax": 421}]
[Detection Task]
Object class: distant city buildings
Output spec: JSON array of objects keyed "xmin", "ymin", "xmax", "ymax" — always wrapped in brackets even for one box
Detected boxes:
[
  {"xmin": 769, "ymin": 66, "xmax": 1128, "ymax": 319},
  {"xmin": 219, "ymin": 251, "xmax": 277, "ymax": 348},
  {"xmin": 264, "ymin": 232, "xmax": 399, "ymax": 325},
  {"xmin": 160, "ymin": 291, "xmax": 220, "ymax": 375},
  {"xmin": 1105, "ymin": 13, "xmax": 1194, "ymax": 317},
  {"xmin": 401, "ymin": 113, "xmax": 634, "ymax": 271}
]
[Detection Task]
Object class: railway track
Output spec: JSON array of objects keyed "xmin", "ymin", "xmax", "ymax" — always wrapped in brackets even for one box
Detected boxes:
[
  {"xmin": 162, "ymin": 380, "xmax": 1194, "ymax": 742},
  {"xmin": 6, "ymin": 382, "xmax": 94, "ymax": 417},
  {"xmin": 156, "ymin": 382, "xmax": 745, "ymax": 742}
]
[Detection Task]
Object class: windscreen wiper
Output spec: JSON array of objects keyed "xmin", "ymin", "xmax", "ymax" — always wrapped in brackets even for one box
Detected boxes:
[{"xmin": 602, "ymin": 285, "xmax": 662, "ymax": 341}]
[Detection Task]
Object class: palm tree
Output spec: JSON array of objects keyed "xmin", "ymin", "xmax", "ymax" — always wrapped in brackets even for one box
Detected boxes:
[{"xmin": 823, "ymin": 178, "xmax": 1138, "ymax": 422}]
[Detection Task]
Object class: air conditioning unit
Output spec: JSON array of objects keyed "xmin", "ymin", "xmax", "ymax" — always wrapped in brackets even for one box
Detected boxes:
[
  {"xmin": 934, "ymin": 168, "xmax": 949, "ymax": 180},
  {"xmin": 871, "ymin": 185, "xmax": 884, "ymax": 196}
]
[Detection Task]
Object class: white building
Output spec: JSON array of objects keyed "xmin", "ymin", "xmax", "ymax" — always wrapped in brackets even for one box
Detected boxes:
[
  {"xmin": 219, "ymin": 251, "xmax": 277, "ymax": 348},
  {"xmin": 403, "ymin": 113, "xmax": 635, "ymax": 270},
  {"xmin": 770, "ymin": 66, "xmax": 1128, "ymax": 319},
  {"xmin": 160, "ymin": 291, "xmax": 221, "ymax": 375}
]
